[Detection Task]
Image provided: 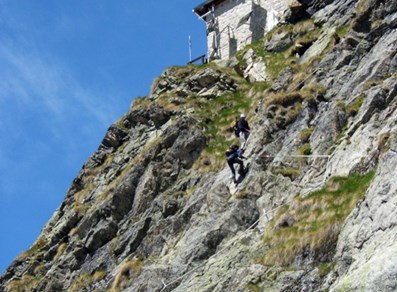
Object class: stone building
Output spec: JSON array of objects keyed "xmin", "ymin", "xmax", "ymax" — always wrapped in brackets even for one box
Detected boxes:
[{"xmin": 193, "ymin": 0, "xmax": 293, "ymax": 60}]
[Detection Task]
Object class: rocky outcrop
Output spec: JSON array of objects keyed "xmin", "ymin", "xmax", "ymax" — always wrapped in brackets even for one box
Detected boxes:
[{"xmin": 1, "ymin": 0, "xmax": 397, "ymax": 291}]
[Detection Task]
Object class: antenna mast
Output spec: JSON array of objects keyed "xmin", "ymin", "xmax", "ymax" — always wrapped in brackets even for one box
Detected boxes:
[{"xmin": 189, "ymin": 35, "xmax": 192, "ymax": 62}]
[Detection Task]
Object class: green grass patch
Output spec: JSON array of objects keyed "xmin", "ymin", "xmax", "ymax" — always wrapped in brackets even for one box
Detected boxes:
[
  {"xmin": 194, "ymin": 90, "xmax": 252, "ymax": 170},
  {"xmin": 235, "ymin": 38, "xmax": 267, "ymax": 67},
  {"xmin": 264, "ymin": 51, "xmax": 297, "ymax": 79},
  {"xmin": 347, "ymin": 94, "xmax": 364, "ymax": 116},
  {"xmin": 335, "ymin": 24, "xmax": 351, "ymax": 38},
  {"xmin": 362, "ymin": 78, "xmax": 384, "ymax": 90},
  {"xmin": 298, "ymin": 143, "xmax": 312, "ymax": 156},
  {"xmin": 247, "ymin": 283, "xmax": 262, "ymax": 292},
  {"xmin": 319, "ymin": 262, "xmax": 335, "ymax": 277},
  {"xmin": 263, "ymin": 171, "xmax": 375, "ymax": 266},
  {"xmin": 251, "ymin": 81, "xmax": 271, "ymax": 93}
]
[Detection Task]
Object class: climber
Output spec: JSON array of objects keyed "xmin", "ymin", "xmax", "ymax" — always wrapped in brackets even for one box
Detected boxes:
[
  {"xmin": 225, "ymin": 144, "xmax": 245, "ymax": 184},
  {"xmin": 237, "ymin": 113, "xmax": 250, "ymax": 150}
]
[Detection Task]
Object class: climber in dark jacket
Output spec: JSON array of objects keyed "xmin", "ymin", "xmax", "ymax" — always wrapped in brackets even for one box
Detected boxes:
[
  {"xmin": 225, "ymin": 144, "xmax": 245, "ymax": 184},
  {"xmin": 237, "ymin": 113, "xmax": 250, "ymax": 150}
]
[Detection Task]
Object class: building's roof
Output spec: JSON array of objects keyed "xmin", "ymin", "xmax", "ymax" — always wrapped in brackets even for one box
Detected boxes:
[{"xmin": 193, "ymin": 0, "xmax": 227, "ymax": 16}]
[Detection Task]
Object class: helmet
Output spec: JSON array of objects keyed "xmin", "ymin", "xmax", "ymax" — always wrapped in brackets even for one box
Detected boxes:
[{"xmin": 240, "ymin": 113, "xmax": 245, "ymax": 118}]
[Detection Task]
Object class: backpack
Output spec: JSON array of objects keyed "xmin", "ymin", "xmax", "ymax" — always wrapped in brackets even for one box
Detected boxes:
[
  {"xmin": 233, "ymin": 120, "xmax": 240, "ymax": 137},
  {"xmin": 225, "ymin": 145, "xmax": 239, "ymax": 161}
]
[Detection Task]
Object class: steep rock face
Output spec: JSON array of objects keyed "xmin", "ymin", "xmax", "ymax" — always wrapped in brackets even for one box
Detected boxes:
[{"xmin": 1, "ymin": 0, "xmax": 397, "ymax": 291}]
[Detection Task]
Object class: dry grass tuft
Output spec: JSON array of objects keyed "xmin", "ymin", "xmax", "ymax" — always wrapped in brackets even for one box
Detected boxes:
[
  {"xmin": 93, "ymin": 270, "xmax": 107, "ymax": 282},
  {"xmin": 298, "ymin": 128, "xmax": 314, "ymax": 143},
  {"xmin": 6, "ymin": 274, "xmax": 42, "ymax": 292},
  {"xmin": 53, "ymin": 242, "xmax": 67, "ymax": 261},
  {"xmin": 377, "ymin": 132, "xmax": 391, "ymax": 152},
  {"xmin": 265, "ymin": 92, "xmax": 302, "ymax": 108},
  {"xmin": 111, "ymin": 259, "xmax": 143, "ymax": 292}
]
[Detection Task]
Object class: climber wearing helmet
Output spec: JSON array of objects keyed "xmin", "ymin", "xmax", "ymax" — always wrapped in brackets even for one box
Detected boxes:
[{"xmin": 237, "ymin": 113, "xmax": 250, "ymax": 150}]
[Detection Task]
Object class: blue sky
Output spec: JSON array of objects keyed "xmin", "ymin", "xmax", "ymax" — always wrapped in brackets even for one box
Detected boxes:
[{"xmin": 0, "ymin": 0, "xmax": 207, "ymax": 274}]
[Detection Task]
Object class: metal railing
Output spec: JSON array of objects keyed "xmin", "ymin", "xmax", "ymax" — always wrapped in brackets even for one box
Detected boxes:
[{"xmin": 187, "ymin": 54, "xmax": 207, "ymax": 65}]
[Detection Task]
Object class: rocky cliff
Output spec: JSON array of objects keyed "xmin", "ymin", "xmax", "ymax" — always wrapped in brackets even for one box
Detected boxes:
[{"xmin": 2, "ymin": 0, "xmax": 397, "ymax": 291}]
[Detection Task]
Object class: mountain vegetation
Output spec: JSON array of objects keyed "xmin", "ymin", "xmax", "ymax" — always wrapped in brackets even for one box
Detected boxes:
[{"xmin": 1, "ymin": 0, "xmax": 397, "ymax": 291}]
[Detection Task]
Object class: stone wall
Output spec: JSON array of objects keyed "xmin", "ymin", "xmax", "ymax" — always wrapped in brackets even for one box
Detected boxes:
[{"xmin": 203, "ymin": 0, "xmax": 292, "ymax": 60}]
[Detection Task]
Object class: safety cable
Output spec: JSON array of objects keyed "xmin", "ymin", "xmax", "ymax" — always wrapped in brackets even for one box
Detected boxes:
[{"xmin": 161, "ymin": 40, "xmax": 337, "ymax": 290}]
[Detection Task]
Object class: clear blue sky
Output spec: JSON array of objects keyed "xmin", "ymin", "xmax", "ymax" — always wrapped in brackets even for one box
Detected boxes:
[{"xmin": 0, "ymin": 0, "xmax": 207, "ymax": 274}]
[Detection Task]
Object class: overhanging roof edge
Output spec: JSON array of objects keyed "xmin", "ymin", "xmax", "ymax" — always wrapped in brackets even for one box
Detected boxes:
[{"xmin": 193, "ymin": 0, "xmax": 227, "ymax": 16}]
